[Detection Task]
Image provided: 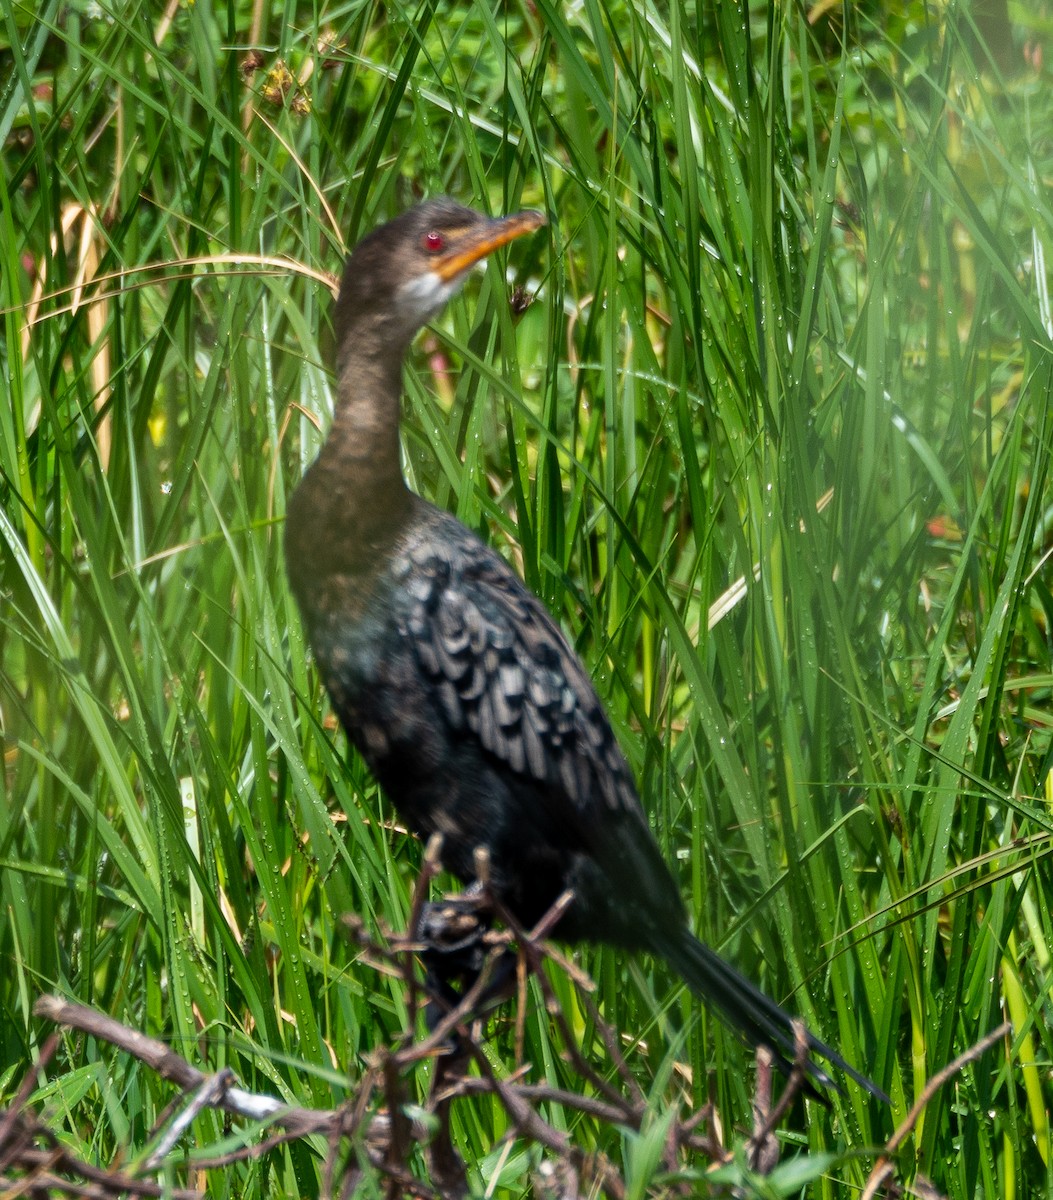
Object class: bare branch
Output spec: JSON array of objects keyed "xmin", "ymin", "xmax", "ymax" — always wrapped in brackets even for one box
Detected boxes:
[{"xmin": 13, "ymin": 887, "xmax": 957, "ymax": 1200}]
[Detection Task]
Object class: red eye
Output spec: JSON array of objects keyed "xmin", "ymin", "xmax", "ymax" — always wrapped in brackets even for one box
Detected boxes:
[{"xmin": 423, "ymin": 230, "xmax": 445, "ymax": 252}]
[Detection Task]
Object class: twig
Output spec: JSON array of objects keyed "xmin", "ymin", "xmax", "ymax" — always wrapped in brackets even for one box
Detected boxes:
[
  {"xmin": 20, "ymin": 886, "xmax": 942, "ymax": 1200},
  {"xmin": 143, "ymin": 1069, "xmax": 236, "ymax": 1168},
  {"xmin": 861, "ymin": 1021, "xmax": 1010, "ymax": 1200},
  {"xmin": 405, "ymin": 833, "xmax": 448, "ymax": 1034},
  {"xmin": 747, "ymin": 1019, "xmax": 811, "ymax": 1170},
  {"xmin": 487, "ymin": 888, "xmax": 640, "ymax": 1115},
  {"xmin": 33, "ymin": 996, "xmax": 332, "ymax": 1137},
  {"xmin": 442, "ymin": 1076, "xmax": 639, "ymax": 1127}
]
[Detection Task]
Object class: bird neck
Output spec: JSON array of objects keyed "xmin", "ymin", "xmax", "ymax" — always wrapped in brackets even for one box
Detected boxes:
[
  {"xmin": 286, "ymin": 330, "xmax": 415, "ymax": 581},
  {"xmin": 328, "ymin": 338, "xmax": 408, "ymax": 494}
]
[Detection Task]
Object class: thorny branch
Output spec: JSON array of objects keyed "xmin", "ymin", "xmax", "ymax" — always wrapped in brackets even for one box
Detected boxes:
[{"xmin": 2, "ymin": 883, "xmax": 1005, "ymax": 1200}]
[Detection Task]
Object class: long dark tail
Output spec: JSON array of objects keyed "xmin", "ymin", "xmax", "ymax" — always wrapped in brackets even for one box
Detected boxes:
[{"xmin": 656, "ymin": 926, "xmax": 889, "ymax": 1102}]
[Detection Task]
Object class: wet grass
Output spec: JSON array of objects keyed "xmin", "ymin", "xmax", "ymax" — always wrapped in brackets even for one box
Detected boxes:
[{"xmin": 2, "ymin": 1, "xmax": 1052, "ymax": 1194}]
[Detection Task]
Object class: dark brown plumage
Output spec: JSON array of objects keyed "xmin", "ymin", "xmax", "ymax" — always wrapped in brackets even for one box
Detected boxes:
[{"xmin": 284, "ymin": 198, "xmax": 886, "ymax": 1101}]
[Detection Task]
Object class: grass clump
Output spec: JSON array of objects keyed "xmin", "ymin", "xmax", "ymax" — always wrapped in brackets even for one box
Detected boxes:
[{"xmin": 2, "ymin": 1, "xmax": 1052, "ymax": 1195}]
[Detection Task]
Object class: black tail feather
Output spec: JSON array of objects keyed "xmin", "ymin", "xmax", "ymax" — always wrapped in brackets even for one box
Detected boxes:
[{"xmin": 656, "ymin": 927, "xmax": 889, "ymax": 1103}]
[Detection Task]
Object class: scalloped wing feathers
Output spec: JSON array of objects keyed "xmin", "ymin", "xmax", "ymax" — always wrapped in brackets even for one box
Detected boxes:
[{"xmin": 394, "ymin": 515, "xmax": 640, "ymax": 825}]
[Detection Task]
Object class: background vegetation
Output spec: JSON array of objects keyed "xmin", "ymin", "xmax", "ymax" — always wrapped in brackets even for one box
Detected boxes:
[{"xmin": 2, "ymin": 0, "xmax": 1052, "ymax": 1194}]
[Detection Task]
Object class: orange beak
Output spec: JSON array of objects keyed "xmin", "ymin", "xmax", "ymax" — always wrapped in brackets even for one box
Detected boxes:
[{"xmin": 433, "ymin": 209, "xmax": 546, "ymax": 283}]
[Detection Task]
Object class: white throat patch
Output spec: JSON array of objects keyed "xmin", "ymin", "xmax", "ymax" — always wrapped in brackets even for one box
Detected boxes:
[{"xmin": 395, "ymin": 269, "xmax": 461, "ymax": 322}]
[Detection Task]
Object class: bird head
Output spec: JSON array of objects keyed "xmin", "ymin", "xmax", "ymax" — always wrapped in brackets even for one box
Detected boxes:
[{"xmin": 334, "ymin": 198, "xmax": 546, "ymax": 358}]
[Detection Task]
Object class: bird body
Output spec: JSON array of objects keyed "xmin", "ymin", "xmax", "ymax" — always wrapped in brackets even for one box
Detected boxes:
[
  {"xmin": 285, "ymin": 198, "xmax": 885, "ymax": 1100},
  {"xmin": 290, "ymin": 492, "xmax": 684, "ymax": 950}
]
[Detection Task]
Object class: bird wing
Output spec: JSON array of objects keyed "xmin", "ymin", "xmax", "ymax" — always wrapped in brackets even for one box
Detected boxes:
[{"xmin": 395, "ymin": 517, "xmax": 643, "ymax": 827}]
